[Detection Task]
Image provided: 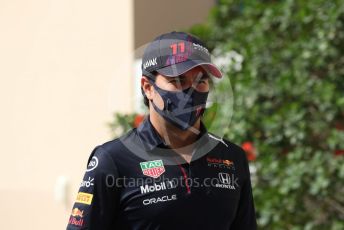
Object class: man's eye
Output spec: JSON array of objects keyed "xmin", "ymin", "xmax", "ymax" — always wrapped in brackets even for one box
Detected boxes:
[{"xmin": 198, "ymin": 78, "xmax": 208, "ymax": 84}]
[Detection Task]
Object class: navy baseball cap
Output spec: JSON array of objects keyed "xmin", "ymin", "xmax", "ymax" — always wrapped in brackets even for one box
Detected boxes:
[{"xmin": 141, "ymin": 31, "xmax": 222, "ymax": 78}]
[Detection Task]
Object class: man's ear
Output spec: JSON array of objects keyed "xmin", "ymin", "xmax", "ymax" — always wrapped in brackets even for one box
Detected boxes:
[{"xmin": 141, "ymin": 76, "xmax": 153, "ymax": 100}]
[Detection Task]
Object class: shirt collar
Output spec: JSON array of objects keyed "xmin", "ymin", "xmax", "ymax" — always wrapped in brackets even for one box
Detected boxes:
[{"xmin": 137, "ymin": 116, "xmax": 210, "ymax": 152}]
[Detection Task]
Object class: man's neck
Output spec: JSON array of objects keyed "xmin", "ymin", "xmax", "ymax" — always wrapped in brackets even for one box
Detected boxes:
[{"xmin": 149, "ymin": 111, "xmax": 200, "ymax": 150}]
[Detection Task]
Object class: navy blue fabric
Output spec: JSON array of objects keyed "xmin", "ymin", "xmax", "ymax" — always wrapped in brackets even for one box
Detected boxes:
[
  {"xmin": 66, "ymin": 118, "xmax": 257, "ymax": 230},
  {"xmin": 149, "ymin": 81, "xmax": 208, "ymax": 130}
]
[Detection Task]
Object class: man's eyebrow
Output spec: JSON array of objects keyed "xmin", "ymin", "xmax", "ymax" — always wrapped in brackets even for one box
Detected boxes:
[
  {"xmin": 176, "ymin": 71, "xmax": 210, "ymax": 80},
  {"xmin": 169, "ymin": 76, "xmax": 183, "ymax": 81}
]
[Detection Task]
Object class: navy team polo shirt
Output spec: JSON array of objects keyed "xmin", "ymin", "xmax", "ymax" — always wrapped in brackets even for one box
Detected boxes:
[{"xmin": 67, "ymin": 117, "xmax": 257, "ymax": 230}]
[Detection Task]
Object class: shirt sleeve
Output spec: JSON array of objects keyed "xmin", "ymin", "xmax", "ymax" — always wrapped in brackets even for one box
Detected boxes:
[
  {"xmin": 67, "ymin": 145, "xmax": 120, "ymax": 230},
  {"xmin": 230, "ymin": 150, "xmax": 257, "ymax": 230}
]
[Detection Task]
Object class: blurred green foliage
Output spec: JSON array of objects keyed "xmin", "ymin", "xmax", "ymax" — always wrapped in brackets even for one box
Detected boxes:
[
  {"xmin": 108, "ymin": 113, "xmax": 139, "ymax": 137},
  {"xmin": 189, "ymin": 0, "xmax": 344, "ymax": 229}
]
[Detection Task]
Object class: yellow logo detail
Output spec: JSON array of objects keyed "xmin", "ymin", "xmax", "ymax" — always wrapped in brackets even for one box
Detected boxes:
[{"xmin": 76, "ymin": 192, "xmax": 93, "ymax": 205}]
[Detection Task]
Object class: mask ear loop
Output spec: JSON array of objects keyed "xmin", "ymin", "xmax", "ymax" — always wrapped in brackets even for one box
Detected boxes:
[
  {"xmin": 148, "ymin": 78, "xmax": 172, "ymax": 112},
  {"xmin": 142, "ymin": 70, "xmax": 170, "ymax": 111},
  {"xmin": 141, "ymin": 69, "xmax": 156, "ymax": 102}
]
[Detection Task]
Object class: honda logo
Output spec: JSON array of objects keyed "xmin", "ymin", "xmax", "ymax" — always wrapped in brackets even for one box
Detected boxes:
[{"xmin": 218, "ymin": 173, "xmax": 231, "ymax": 184}]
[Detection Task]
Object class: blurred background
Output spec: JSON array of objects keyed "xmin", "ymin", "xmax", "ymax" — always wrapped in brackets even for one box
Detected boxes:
[{"xmin": 0, "ymin": 0, "xmax": 343, "ymax": 229}]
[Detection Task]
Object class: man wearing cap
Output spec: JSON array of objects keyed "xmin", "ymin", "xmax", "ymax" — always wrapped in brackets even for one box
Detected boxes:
[{"xmin": 67, "ymin": 31, "xmax": 257, "ymax": 230}]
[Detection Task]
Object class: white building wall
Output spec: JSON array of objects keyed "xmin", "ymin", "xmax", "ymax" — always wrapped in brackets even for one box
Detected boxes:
[{"xmin": 0, "ymin": 0, "xmax": 134, "ymax": 229}]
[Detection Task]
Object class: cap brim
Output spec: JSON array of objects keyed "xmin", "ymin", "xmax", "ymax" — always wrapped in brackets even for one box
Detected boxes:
[{"xmin": 156, "ymin": 60, "xmax": 223, "ymax": 78}]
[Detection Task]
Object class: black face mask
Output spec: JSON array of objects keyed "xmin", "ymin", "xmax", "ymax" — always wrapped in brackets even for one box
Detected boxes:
[{"xmin": 150, "ymin": 81, "xmax": 209, "ymax": 130}]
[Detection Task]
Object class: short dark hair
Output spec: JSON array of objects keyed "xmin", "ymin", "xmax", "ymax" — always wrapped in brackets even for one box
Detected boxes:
[{"xmin": 141, "ymin": 71, "xmax": 157, "ymax": 108}]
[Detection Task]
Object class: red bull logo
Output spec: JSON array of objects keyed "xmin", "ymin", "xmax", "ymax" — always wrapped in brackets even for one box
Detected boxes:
[
  {"xmin": 69, "ymin": 216, "xmax": 84, "ymax": 227},
  {"xmin": 69, "ymin": 208, "xmax": 84, "ymax": 227},
  {"xmin": 207, "ymin": 157, "xmax": 235, "ymax": 170},
  {"xmin": 222, "ymin": 159, "xmax": 234, "ymax": 166},
  {"xmin": 71, "ymin": 208, "xmax": 84, "ymax": 218}
]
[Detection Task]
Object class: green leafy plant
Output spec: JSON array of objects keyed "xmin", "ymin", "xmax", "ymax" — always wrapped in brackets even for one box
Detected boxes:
[
  {"xmin": 108, "ymin": 113, "xmax": 145, "ymax": 138},
  {"xmin": 189, "ymin": 0, "xmax": 344, "ymax": 229}
]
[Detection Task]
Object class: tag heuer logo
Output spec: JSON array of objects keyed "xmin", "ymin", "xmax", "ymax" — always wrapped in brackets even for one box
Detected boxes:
[{"xmin": 140, "ymin": 160, "xmax": 165, "ymax": 178}]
